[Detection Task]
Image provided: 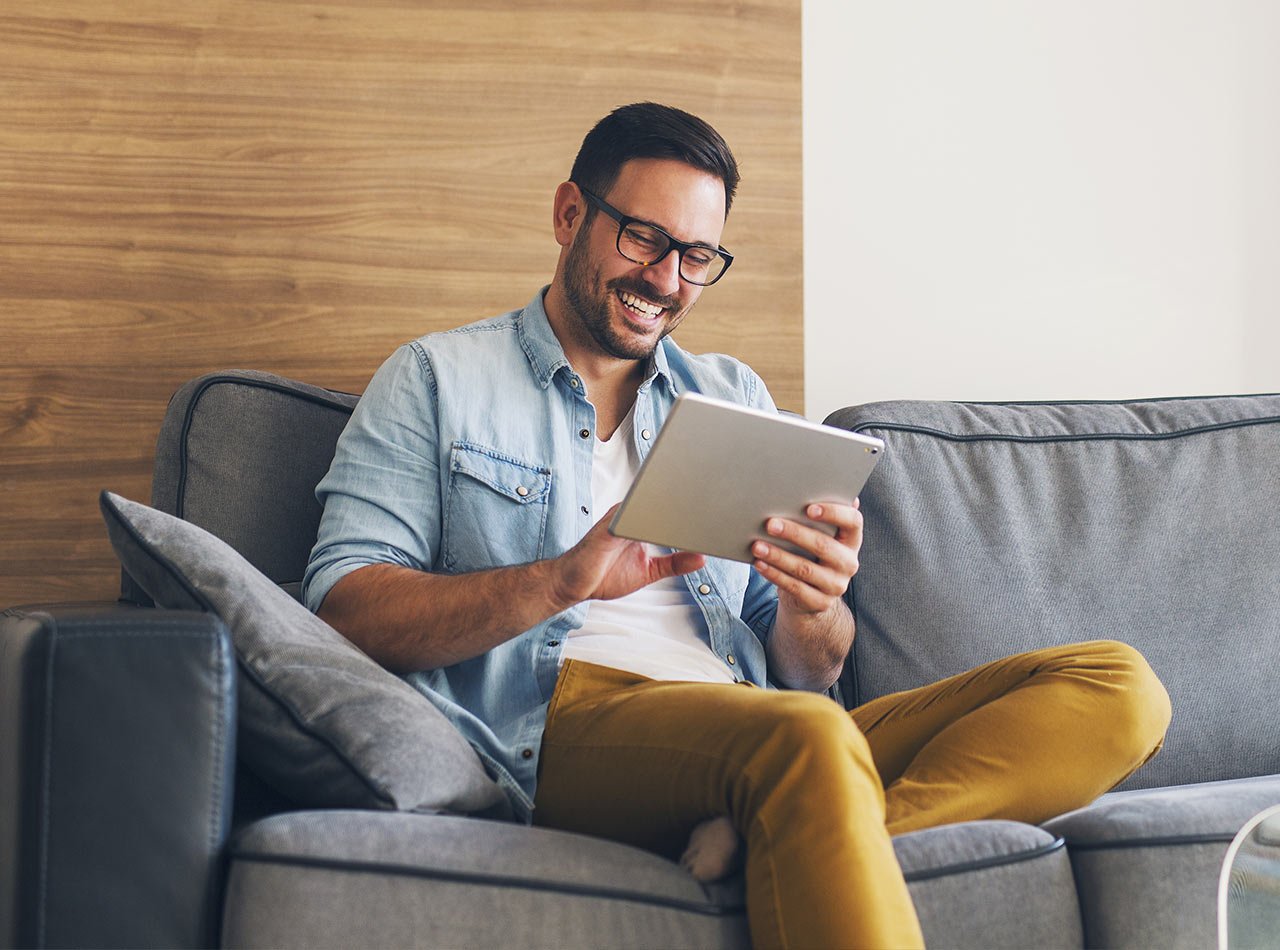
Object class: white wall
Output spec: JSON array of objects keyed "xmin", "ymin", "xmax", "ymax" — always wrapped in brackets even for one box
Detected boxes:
[{"xmin": 803, "ymin": 1, "xmax": 1280, "ymax": 420}]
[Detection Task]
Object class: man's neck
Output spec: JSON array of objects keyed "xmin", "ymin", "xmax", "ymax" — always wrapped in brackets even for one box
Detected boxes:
[
  {"xmin": 543, "ymin": 284, "xmax": 650, "ymax": 440},
  {"xmin": 579, "ymin": 361, "xmax": 646, "ymax": 441},
  {"xmin": 557, "ymin": 336, "xmax": 647, "ymax": 440}
]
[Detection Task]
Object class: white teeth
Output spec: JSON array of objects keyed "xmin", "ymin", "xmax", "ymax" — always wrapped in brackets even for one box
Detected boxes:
[{"xmin": 619, "ymin": 291, "xmax": 663, "ymax": 319}]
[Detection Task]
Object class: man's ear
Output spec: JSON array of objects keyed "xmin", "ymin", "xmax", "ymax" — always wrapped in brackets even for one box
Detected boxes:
[{"xmin": 552, "ymin": 180, "xmax": 586, "ymax": 249}]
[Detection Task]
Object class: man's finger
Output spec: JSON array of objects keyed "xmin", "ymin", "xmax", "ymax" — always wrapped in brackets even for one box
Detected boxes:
[
  {"xmin": 802, "ymin": 502, "xmax": 864, "ymax": 547},
  {"xmin": 805, "ymin": 501, "xmax": 862, "ymax": 529},
  {"xmin": 752, "ymin": 539, "xmax": 851, "ymax": 597},
  {"xmin": 670, "ymin": 551, "xmax": 706, "ymax": 576},
  {"xmin": 765, "ymin": 518, "xmax": 858, "ymax": 573},
  {"xmin": 752, "ymin": 556, "xmax": 832, "ymax": 612}
]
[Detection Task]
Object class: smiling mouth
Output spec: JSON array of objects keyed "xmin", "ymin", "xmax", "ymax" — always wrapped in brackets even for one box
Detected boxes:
[{"xmin": 617, "ymin": 289, "xmax": 667, "ymax": 323}]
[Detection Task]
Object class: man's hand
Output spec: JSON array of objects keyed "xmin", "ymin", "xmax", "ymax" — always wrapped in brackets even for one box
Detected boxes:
[
  {"xmin": 752, "ymin": 500, "xmax": 863, "ymax": 615},
  {"xmin": 755, "ymin": 500, "xmax": 863, "ymax": 690},
  {"xmin": 550, "ymin": 505, "xmax": 706, "ymax": 608}
]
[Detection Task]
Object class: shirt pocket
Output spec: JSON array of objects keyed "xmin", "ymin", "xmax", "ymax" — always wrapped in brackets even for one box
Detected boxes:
[{"xmin": 442, "ymin": 442, "xmax": 552, "ymax": 573}]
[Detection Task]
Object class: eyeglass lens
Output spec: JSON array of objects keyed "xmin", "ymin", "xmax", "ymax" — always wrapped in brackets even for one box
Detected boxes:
[{"xmin": 617, "ymin": 222, "xmax": 728, "ymax": 286}]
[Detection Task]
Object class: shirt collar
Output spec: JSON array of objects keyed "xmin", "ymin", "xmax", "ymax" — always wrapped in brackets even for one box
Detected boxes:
[
  {"xmin": 516, "ymin": 288, "xmax": 571, "ymax": 389},
  {"xmin": 517, "ymin": 286, "xmax": 676, "ymax": 395},
  {"xmin": 643, "ymin": 337, "xmax": 677, "ymax": 396}
]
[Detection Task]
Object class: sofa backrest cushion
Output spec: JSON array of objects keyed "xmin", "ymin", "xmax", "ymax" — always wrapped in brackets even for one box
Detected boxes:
[
  {"xmin": 824, "ymin": 394, "xmax": 1280, "ymax": 791},
  {"xmin": 142, "ymin": 370, "xmax": 359, "ymax": 601}
]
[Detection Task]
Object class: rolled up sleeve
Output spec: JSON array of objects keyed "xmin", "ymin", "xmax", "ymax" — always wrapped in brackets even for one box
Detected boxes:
[{"xmin": 303, "ymin": 344, "xmax": 442, "ymax": 612}]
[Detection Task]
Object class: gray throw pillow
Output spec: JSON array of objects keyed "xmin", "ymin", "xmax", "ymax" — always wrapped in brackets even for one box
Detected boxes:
[{"xmin": 99, "ymin": 490, "xmax": 508, "ymax": 817}]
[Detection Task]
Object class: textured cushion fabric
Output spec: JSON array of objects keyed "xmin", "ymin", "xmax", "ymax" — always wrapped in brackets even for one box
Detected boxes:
[
  {"xmin": 1045, "ymin": 774, "xmax": 1280, "ymax": 845},
  {"xmin": 222, "ymin": 811, "xmax": 749, "ymax": 950},
  {"xmin": 1042, "ymin": 776, "xmax": 1280, "ymax": 949},
  {"xmin": 148, "ymin": 370, "xmax": 359, "ymax": 594},
  {"xmin": 222, "ymin": 812, "xmax": 1080, "ymax": 950},
  {"xmin": 99, "ymin": 491, "xmax": 507, "ymax": 817},
  {"xmin": 1062, "ymin": 836, "xmax": 1230, "ymax": 949},
  {"xmin": 894, "ymin": 818, "xmax": 1063, "ymax": 881},
  {"xmin": 896, "ymin": 821, "xmax": 1083, "ymax": 949},
  {"xmin": 824, "ymin": 394, "xmax": 1280, "ymax": 790}
]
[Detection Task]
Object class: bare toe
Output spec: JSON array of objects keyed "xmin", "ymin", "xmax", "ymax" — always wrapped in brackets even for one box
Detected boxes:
[{"xmin": 680, "ymin": 816, "xmax": 743, "ymax": 883}]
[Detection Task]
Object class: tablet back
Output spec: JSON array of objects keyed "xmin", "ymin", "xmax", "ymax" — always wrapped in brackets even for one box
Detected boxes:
[{"xmin": 610, "ymin": 393, "xmax": 883, "ymax": 562}]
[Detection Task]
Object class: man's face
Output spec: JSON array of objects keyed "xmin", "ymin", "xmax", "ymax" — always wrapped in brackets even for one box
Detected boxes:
[{"xmin": 560, "ymin": 158, "xmax": 727, "ymax": 361}]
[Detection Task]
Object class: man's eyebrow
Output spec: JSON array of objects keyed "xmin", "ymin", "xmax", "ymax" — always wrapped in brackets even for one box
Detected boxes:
[{"xmin": 641, "ymin": 216, "xmax": 720, "ymax": 251}]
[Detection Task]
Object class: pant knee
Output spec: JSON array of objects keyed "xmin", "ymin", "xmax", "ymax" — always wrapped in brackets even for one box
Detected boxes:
[
  {"xmin": 746, "ymin": 693, "xmax": 879, "ymax": 792},
  {"xmin": 1084, "ymin": 640, "xmax": 1172, "ymax": 761},
  {"xmin": 771, "ymin": 690, "xmax": 861, "ymax": 742}
]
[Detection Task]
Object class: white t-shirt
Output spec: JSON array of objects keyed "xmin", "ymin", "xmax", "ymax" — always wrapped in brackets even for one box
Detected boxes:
[{"xmin": 561, "ymin": 403, "xmax": 737, "ymax": 684}]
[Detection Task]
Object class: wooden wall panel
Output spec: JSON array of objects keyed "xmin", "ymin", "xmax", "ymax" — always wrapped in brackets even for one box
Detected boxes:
[{"xmin": 0, "ymin": 1, "xmax": 802, "ymax": 606}]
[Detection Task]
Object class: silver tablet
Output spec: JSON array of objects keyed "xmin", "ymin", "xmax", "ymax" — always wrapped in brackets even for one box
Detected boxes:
[{"xmin": 609, "ymin": 392, "xmax": 884, "ymax": 563}]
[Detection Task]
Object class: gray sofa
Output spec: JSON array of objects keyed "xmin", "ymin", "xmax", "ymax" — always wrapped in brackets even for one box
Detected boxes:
[{"xmin": 4, "ymin": 370, "xmax": 1280, "ymax": 949}]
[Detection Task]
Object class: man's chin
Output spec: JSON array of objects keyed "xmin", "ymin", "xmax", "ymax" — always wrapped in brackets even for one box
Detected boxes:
[
  {"xmin": 598, "ymin": 322, "xmax": 664, "ymax": 361},
  {"xmin": 604, "ymin": 337, "xmax": 660, "ymax": 361},
  {"xmin": 603, "ymin": 302, "xmax": 670, "ymax": 358}
]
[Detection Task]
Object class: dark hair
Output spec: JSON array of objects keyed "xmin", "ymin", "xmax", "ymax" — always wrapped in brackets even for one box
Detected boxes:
[{"xmin": 570, "ymin": 102, "xmax": 740, "ymax": 215}]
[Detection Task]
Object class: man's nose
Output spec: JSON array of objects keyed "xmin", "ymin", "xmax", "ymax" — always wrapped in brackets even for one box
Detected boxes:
[{"xmin": 640, "ymin": 247, "xmax": 682, "ymax": 297}]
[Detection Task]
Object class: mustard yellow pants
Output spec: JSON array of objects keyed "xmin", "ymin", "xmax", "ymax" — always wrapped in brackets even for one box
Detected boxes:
[{"xmin": 533, "ymin": 640, "xmax": 1171, "ymax": 949}]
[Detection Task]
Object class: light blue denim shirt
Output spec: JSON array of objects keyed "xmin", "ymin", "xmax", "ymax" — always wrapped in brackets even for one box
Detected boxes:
[{"xmin": 304, "ymin": 288, "xmax": 781, "ymax": 821}]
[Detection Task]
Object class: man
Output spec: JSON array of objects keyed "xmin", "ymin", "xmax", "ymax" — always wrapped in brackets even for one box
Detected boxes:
[{"xmin": 304, "ymin": 102, "xmax": 1171, "ymax": 949}]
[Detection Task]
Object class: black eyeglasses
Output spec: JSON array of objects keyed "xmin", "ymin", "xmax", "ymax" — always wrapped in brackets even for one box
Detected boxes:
[{"xmin": 576, "ymin": 185, "xmax": 734, "ymax": 287}]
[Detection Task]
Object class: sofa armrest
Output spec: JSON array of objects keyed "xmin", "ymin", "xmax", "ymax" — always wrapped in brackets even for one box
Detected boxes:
[{"xmin": 0, "ymin": 603, "xmax": 236, "ymax": 949}]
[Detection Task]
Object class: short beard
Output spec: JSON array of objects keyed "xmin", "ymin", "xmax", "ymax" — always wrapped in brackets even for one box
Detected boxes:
[{"xmin": 561, "ymin": 226, "xmax": 684, "ymax": 361}]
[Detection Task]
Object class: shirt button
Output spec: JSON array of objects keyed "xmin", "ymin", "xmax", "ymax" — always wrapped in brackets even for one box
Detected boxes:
[
  {"xmin": 516, "ymin": 485, "xmax": 529, "ymax": 497},
  {"xmin": 570, "ymin": 378, "xmax": 580, "ymax": 388},
  {"xmin": 698, "ymin": 583, "xmax": 711, "ymax": 595},
  {"xmin": 521, "ymin": 748, "xmax": 534, "ymax": 760},
  {"xmin": 726, "ymin": 654, "xmax": 737, "ymax": 666},
  {"xmin": 579, "ymin": 428, "xmax": 591, "ymax": 439},
  {"xmin": 581, "ymin": 506, "xmax": 589, "ymax": 515},
  {"xmin": 548, "ymin": 639, "xmax": 560, "ymax": 648},
  {"xmin": 641, "ymin": 428, "xmax": 652, "ymax": 440}
]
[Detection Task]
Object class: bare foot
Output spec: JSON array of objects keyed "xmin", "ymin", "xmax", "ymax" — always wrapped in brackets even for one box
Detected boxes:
[{"xmin": 680, "ymin": 816, "xmax": 744, "ymax": 883}]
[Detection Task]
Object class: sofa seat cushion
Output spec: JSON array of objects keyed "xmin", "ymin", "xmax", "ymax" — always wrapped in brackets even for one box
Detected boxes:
[
  {"xmin": 221, "ymin": 812, "xmax": 1080, "ymax": 949},
  {"xmin": 222, "ymin": 811, "xmax": 748, "ymax": 949},
  {"xmin": 99, "ymin": 491, "xmax": 507, "ymax": 818},
  {"xmin": 1044, "ymin": 774, "xmax": 1280, "ymax": 948},
  {"xmin": 1047, "ymin": 774, "xmax": 1280, "ymax": 845},
  {"xmin": 895, "ymin": 820, "xmax": 1083, "ymax": 948}
]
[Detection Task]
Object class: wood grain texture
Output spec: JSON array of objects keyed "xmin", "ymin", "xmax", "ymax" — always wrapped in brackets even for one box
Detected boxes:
[{"xmin": 0, "ymin": 0, "xmax": 802, "ymax": 606}]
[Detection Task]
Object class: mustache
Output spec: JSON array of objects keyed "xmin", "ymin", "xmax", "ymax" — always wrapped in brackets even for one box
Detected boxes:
[{"xmin": 607, "ymin": 277, "xmax": 681, "ymax": 312}]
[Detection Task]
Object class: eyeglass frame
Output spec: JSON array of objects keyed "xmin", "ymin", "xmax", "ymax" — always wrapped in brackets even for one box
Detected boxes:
[{"xmin": 573, "ymin": 183, "xmax": 735, "ymax": 287}]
